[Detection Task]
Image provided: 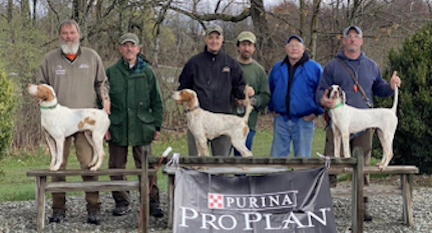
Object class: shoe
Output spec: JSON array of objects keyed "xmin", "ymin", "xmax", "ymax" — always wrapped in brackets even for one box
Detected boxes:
[
  {"xmin": 87, "ymin": 209, "xmax": 101, "ymax": 225},
  {"xmin": 112, "ymin": 206, "xmax": 132, "ymax": 216},
  {"xmin": 150, "ymin": 205, "xmax": 164, "ymax": 218},
  {"xmin": 364, "ymin": 212, "xmax": 373, "ymax": 222},
  {"xmin": 49, "ymin": 210, "xmax": 66, "ymax": 223}
]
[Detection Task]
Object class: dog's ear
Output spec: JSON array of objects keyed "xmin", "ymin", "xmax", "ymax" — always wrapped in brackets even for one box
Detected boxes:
[
  {"xmin": 326, "ymin": 86, "xmax": 332, "ymax": 98},
  {"xmin": 337, "ymin": 86, "xmax": 346, "ymax": 103}
]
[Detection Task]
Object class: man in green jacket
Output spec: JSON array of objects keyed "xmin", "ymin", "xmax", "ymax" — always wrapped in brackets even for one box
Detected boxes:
[
  {"xmin": 233, "ymin": 31, "xmax": 270, "ymax": 155},
  {"xmin": 105, "ymin": 33, "xmax": 164, "ymax": 217}
]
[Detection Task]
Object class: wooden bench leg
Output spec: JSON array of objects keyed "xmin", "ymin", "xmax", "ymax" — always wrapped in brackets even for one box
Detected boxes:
[
  {"xmin": 168, "ymin": 174, "xmax": 175, "ymax": 229},
  {"xmin": 401, "ymin": 174, "xmax": 414, "ymax": 226},
  {"xmin": 36, "ymin": 176, "xmax": 46, "ymax": 233}
]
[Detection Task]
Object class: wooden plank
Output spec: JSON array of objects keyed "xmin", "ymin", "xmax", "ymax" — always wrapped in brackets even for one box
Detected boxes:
[
  {"xmin": 352, "ymin": 147, "xmax": 364, "ymax": 233},
  {"xmin": 149, "ymin": 157, "xmax": 357, "ymax": 166},
  {"xmin": 331, "ymin": 186, "xmax": 402, "ymax": 197},
  {"xmin": 27, "ymin": 168, "xmax": 156, "ymax": 177},
  {"xmin": 329, "ymin": 165, "xmax": 418, "ymax": 175},
  {"xmin": 402, "ymin": 174, "xmax": 414, "ymax": 226},
  {"xmin": 167, "ymin": 175, "xmax": 175, "ymax": 229},
  {"xmin": 36, "ymin": 176, "xmax": 46, "ymax": 233},
  {"xmin": 163, "ymin": 166, "xmax": 288, "ymax": 175},
  {"xmin": 45, "ymin": 180, "xmax": 140, "ymax": 192}
]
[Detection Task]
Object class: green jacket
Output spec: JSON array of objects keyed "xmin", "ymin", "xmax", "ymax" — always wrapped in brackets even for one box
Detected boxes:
[{"xmin": 106, "ymin": 54, "xmax": 164, "ymax": 146}]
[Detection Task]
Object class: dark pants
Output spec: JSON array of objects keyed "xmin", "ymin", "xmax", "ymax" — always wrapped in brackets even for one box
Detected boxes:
[
  {"xmin": 52, "ymin": 132, "xmax": 101, "ymax": 212},
  {"xmin": 324, "ymin": 127, "xmax": 373, "ymax": 186},
  {"xmin": 187, "ymin": 130, "xmax": 231, "ymax": 156},
  {"xmin": 108, "ymin": 144, "xmax": 159, "ymax": 207}
]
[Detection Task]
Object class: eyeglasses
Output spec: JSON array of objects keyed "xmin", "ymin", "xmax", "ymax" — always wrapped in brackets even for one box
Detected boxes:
[
  {"xmin": 286, "ymin": 44, "xmax": 303, "ymax": 49},
  {"xmin": 344, "ymin": 34, "xmax": 362, "ymax": 39}
]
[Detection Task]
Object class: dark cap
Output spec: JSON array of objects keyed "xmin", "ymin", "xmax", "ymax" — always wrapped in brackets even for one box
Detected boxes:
[
  {"xmin": 237, "ymin": 31, "xmax": 256, "ymax": 44},
  {"xmin": 286, "ymin": 34, "xmax": 304, "ymax": 44},
  {"xmin": 119, "ymin": 33, "xmax": 139, "ymax": 45},
  {"xmin": 343, "ymin": 25, "xmax": 363, "ymax": 37},
  {"xmin": 205, "ymin": 25, "xmax": 223, "ymax": 36}
]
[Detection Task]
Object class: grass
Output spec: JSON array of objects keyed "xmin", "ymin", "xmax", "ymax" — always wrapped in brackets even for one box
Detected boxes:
[{"xmin": 0, "ymin": 126, "xmax": 329, "ymax": 202}]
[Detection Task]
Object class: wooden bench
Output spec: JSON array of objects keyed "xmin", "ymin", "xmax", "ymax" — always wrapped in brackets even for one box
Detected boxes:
[
  {"xmin": 155, "ymin": 149, "xmax": 419, "ymax": 233},
  {"xmin": 26, "ymin": 168, "xmax": 155, "ymax": 233}
]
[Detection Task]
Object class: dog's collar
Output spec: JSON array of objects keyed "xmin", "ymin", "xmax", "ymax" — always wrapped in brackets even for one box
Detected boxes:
[
  {"xmin": 40, "ymin": 103, "xmax": 58, "ymax": 109},
  {"xmin": 333, "ymin": 102, "xmax": 343, "ymax": 109},
  {"xmin": 184, "ymin": 106, "xmax": 200, "ymax": 113}
]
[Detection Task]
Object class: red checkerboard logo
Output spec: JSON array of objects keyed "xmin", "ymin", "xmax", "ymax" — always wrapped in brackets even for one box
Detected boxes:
[{"xmin": 208, "ymin": 193, "xmax": 224, "ymax": 209}]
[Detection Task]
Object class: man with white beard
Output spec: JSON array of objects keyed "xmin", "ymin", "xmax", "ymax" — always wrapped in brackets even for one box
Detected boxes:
[{"xmin": 36, "ymin": 19, "xmax": 110, "ymax": 225}]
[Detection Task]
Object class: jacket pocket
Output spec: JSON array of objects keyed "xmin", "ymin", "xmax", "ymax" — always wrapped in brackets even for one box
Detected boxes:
[{"xmin": 137, "ymin": 110, "xmax": 156, "ymax": 143}]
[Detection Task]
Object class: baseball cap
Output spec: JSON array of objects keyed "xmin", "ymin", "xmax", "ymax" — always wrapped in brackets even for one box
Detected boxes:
[
  {"xmin": 205, "ymin": 25, "xmax": 223, "ymax": 36},
  {"xmin": 343, "ymin": 25, "xmax": 363, "ymax": 37},
  {"xmin": 237, "ymin": 31, "xmax": 256, "ymax": 44},
  {"xmin": 286, "ymin": 34, "xmax": 304, "ymax": 44},
  {"xmin": 119, "ymin": 33, "xmax": 139, "ymax": 45}
]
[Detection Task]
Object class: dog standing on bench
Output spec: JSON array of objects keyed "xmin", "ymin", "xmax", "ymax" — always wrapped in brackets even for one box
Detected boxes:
[
  {"xmin": 327, "ymin": 84, "xmax": 398, "ymax": 170},
  {"xmin": 172, "ymin": 86, "xmax": 253, "ymax": 157},
  {"xmin": 27, "ymin": 83, "xmax": 110, "ymax": 171}
]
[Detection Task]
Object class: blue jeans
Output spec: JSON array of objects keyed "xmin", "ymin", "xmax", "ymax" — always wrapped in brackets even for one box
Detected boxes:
[
  {"xmin": 270, "ymin": 115, "xmax": 314, "ymax": 157},
  {"xmin": 233, "ymin": 130, "xmax": 256, "ymax": 156}
]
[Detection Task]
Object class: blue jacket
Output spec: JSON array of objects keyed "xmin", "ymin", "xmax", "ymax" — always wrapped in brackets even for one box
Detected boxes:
[
  {"xmin": 316, "ymin": 51, "xmax": 394, "ymax": 109},
  {"xmin": 268, "ymin": 55, "xmax": 324, "ymax": 122}
]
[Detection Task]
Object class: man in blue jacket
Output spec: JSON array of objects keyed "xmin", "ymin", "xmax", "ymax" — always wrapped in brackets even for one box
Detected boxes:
[
  {"xmin": 315, "ymin": 25, "xmax": 401, "ymax": 221},
  {"xmin": 268, "ymin": 35, "xmax": 323, "ymax": 157}
]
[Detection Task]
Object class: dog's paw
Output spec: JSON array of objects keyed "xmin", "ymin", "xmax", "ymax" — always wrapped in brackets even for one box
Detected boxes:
[
  {"xmin": 377, "ymin": 164, "xmax": 387, "ymax": 171},
  {"xmin": 242, "ymin": 153, "xmax": 253, "ymax": 158},
  {"xmin": 241, "ymin": 166, "xmax": 250, "ymax": 171},
  {"xmin": 89, "ymin": 166, "xmax": 99, "ymax": 171}
]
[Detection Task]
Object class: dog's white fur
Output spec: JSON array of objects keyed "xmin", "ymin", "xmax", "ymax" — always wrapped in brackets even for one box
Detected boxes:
[
  {"xmin": 27, "ymin": 84, "xmax": 110, "ymax": 171},
  {"xmin": 172, "ymin": 88, "xmax": 253, "ymax": 157},
  {"xmin": 328, "ymin": 84, "xmax": 398, "ymax": 170}
]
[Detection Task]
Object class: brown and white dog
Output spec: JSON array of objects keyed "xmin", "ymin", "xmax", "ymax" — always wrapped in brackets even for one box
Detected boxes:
[
  {"xmin": 328, "ymin": 84, "xmax": 398, "ymax": 170},
  {"xmin": 27, "ymin": 84, "xmax": 110, "ymax": 171},
  {"xmin": 171, "ymin": 88, "xmax": 253, "ymax": 157}
]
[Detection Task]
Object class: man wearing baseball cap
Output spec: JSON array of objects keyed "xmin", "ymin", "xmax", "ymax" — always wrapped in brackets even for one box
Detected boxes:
[
  {"xmin": 232, "ymin": 31, "xmax": 270, "ymax": 156},
  {"xmin": 315, "ymin": 25, "xmax": 401, "ymax": 221},
  {"xmin": 105, "ymin": 32, "xmax": 164, "ymax": 218},
  {"xmin": 268, "ymin": 34, "xmax": 323, "ymax": 158},
  {"xmin": 178, "ymin": 24, "xmax": 247, "ymax": 156}
]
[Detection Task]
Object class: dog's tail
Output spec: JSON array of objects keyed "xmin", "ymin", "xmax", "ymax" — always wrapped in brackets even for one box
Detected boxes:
[
  {"xmin": 391, "ymin": 86, "xmax": 398, "ymax": 114},
  {"xmin": 243, "ymin": 85, "xmax": 253, "ymax": 123}
]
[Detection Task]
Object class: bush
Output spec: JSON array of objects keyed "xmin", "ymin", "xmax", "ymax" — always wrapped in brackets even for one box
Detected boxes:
[
  {"xmin": 0, "ymin": 68, "xmax": 14, "ymax": 159},
  {"xmin": 379, "ymin": 23, "xmax": 432, "ymax": 174}
]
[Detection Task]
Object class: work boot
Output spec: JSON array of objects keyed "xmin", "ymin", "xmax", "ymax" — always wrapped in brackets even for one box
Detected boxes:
[
  {"xmin": 363, "ymin": 197, "xmax": 373, "ymax": 222},
  {"xmin": 112, "ymin": 205, "xmax": 132, "ymax": 216},
  {"xmin": 49, "ymin": 210, "xmax": 66, "ymax": 223},
  {"xmin": 150, "ymin": 204, "xmax": 164, "ymax": 218},
  {"xmin": 87, "ymin": 209, "xmax": 101, "ymax": 225}
]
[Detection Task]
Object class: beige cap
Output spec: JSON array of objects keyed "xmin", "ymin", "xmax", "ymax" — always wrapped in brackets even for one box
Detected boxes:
[
  {"xmin": 237, "ymin": 31, "xmax": 256, "ymax": 44},
  {"xmin": 119, "ymin": 33, "xmax": 139, "ymax": 45},
  {"xmin": 205, "ymin": 25, "xmax": 223, "ymax": 36}
]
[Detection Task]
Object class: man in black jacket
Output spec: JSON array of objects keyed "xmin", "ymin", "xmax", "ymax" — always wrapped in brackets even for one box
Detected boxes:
[{"xmin": 178, "ymin": 24, "xmax": 246, "ymax": 156}]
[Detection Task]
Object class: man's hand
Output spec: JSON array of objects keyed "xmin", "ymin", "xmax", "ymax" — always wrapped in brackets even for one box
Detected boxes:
[
  {"xmin": 154, "ymin": 131, "xmax": 160, "ymax": 140},
  {"xmin": 320, "ymin": 89, "xmax": 335, "ymax": 109},
  {"xmin": 104, "ymin": 131, "xmax": 111, "ymax": 141},
  {"xmin": 103, "ymin": 97, "xmax": 111, "ymax": 114},
  {"xmin": 246, "ymin": 86, "xmax": 255, "ymax": 97},
  {"xmin": 390, "ymin": 71, "xmax": 401, "ymax": 90},
  {"xmin": 303, "ymin": 113, "xmax": 316, "ymax": 122}
]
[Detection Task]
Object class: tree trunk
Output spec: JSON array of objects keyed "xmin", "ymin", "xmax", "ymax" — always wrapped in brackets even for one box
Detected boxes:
[{"xmin": 7, "ymin": 0, "xmax": 13, "ymax": 23}]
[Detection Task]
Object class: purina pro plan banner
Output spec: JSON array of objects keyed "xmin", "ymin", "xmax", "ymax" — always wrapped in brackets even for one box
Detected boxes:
[{"xmin": 173, "ymin": 167, "xmax": 337, "ymax": 233}]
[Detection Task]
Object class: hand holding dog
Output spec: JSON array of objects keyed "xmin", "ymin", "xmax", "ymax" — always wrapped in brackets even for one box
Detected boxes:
[
  {"xmin": 390, "ymin": 71, "xmax": 401, "ymax": 90},
  {"xmin": 320, "ymin": 89, "xmax": 335, "ymax": 109}
]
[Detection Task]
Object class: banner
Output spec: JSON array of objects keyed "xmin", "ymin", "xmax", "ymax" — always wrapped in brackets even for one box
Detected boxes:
[{"xmin": 173, "ymin": 167, "xmax": 337, "ymax": 233}]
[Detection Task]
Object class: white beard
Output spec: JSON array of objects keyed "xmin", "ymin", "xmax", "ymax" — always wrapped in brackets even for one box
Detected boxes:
[{"xmin": 60, "ymin": 41, "xmax": 80, "ymax": 54}]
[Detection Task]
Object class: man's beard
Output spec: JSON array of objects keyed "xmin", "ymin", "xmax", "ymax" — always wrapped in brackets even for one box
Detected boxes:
[{"xmin": 60, "ymin": 41, "xmax": 80, "ymax": 54}]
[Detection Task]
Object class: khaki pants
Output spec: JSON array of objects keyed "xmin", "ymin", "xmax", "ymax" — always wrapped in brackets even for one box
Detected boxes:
[
  {"xmin": 108, "ymin": 144, "xmax": 159, "ymax": 207},
  {"xmin": 324, "ymin": 127, "xmax": 373, "ymax": 186},
  {"xmin": 52, "ymin": 132, "xmax": 101, "ymax": 212}
]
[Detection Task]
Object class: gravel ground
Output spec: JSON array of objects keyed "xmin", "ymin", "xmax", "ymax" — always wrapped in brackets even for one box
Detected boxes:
[{"xmin": 1, "ymin": 181, "xmax": 432, "ymax": 233}]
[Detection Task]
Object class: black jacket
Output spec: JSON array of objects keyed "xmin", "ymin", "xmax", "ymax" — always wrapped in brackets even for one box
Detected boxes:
[{"xmin": 178, "ymin": 47, "xmax": 245, "ymax": 114}]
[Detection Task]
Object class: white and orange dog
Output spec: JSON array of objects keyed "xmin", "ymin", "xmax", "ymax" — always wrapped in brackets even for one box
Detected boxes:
[
  {"xmin": 328, "ymin": 84, "xmax": 398, "ymax": 170},
  {"xmin": 27, "ymin": 84, "xmax": 110, "ymax": 171},
  {"xmin": 172, "ymin": 88, "xmax": 253, "ymax": 157}
]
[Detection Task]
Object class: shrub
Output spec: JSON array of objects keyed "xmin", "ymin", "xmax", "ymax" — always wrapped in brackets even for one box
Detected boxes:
[
  {"xmin": 379, "ymin": 23, "xmax": 432, "ymax": 174},
  {"xmin": 0, "ymin": 68, "xmax": 14, "ymax": 159}
]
